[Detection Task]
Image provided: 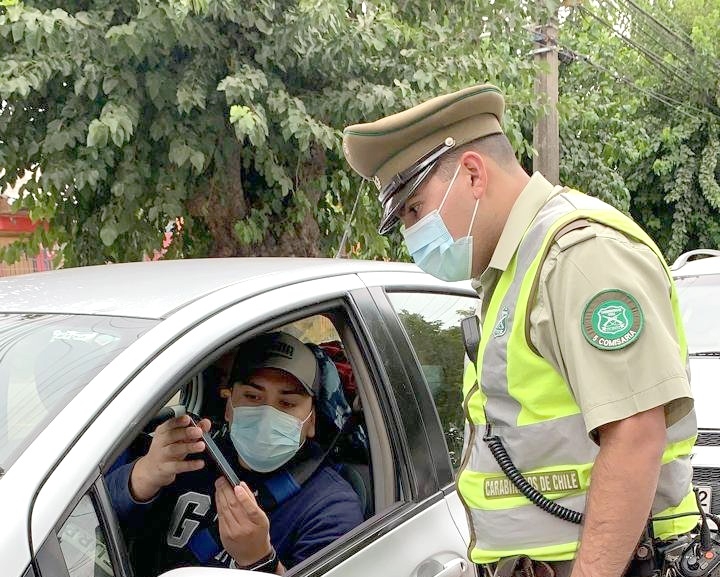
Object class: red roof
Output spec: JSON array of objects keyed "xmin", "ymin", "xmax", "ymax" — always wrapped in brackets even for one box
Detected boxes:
[
  {"xmin": 0, "ymin": 198, "xmax": 45, "ymax": 235},
  {"xmin": 0, "ymin": 212, "xmax": 37, "ymax": 234}
]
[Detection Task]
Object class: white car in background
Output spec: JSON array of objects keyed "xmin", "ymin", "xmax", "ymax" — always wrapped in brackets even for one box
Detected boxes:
[{"xmin": 671, "ymin": 249, "xmax": 720, "ymax": 515}]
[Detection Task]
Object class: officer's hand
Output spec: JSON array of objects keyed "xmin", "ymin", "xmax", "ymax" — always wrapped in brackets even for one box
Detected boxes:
[
  {"xmin": 215, "ymin": 478, "xmax": 272, "ymax": 567},
  {"xmin": 130, "ymin": 415, "xmax": 211, "ymax": 502}
]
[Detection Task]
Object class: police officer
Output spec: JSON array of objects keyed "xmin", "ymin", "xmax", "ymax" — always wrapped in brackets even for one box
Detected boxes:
[{"xmin": 342, "ymin": 84, "xmax": 697, "ymax": 577}]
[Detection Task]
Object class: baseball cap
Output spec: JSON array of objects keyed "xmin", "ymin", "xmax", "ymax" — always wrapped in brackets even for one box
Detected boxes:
[{"xmin": 233, "ymin": 332, "xmax": 320, "ymax": 396}]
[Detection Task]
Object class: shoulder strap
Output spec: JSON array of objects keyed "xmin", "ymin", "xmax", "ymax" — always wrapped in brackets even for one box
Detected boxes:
[
  {"xmin": 524, "ymin": 218, "xmax": 592, "ymax": 355},
  {"xmin": 257, "ymin": 429, "xmax": 345, "ymax": 510}
]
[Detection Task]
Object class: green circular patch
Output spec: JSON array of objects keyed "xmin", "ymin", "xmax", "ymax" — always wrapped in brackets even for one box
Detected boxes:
[{"xmin": 582, "ymin": 289, "xmax": 644, "ymax": 350}]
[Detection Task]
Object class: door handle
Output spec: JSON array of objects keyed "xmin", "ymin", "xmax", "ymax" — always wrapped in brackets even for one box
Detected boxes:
[
  {"xmin": 418, "ymin": 557, "xmax": 468, "ymax": 577},
  {"xmin": 435, "ymin": 558, "xmax": 468, "ymax": 577}
]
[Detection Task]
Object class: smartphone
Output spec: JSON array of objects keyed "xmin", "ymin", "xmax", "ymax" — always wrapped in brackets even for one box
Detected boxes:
[{"xmin": 187, "ymin": 415, "xmax": 241, "ymax": 487}]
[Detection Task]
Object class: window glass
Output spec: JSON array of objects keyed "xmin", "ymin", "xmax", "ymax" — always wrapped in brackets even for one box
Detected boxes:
[
  {"xmin": 387, "ymin": 292, "xmax": 479, "ymax": 470},
  {"xmin": 0, "ymin": 314, "xmax": 157, "ymax": 474},
  {"xmin": 58, "ymin": 493, "xmax": 115, "ymax": 577},
  {"xmin": 279, "ymin": 314, "xmax": 341, "ymax": 344},
  {"xmin": 675, "ymin": 273, "xmax": 720, "ymax": 354},
  {"xmin": 165, "ymin": 389, "xmax": 183, "ymax": 407}
]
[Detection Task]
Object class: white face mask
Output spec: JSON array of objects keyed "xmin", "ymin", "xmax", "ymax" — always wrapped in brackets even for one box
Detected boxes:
[
  {"xmin": 229, "ymin": 405, "xmax": 313, "ymax": 473},
  {"xmin": 401, "ymin": 164, "xmax": 479, "ymax": 282}
]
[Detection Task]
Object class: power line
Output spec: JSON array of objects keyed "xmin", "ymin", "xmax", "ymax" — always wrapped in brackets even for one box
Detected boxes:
[
  {"xmin": 580, "ymin": 6, "xmax": 687, "ymax": 83},
  {"xmin": 576, "ymin": 5, "xmax": 720, "ymax": 117},
  {"xmin": 334, "ymin": 180, "xmax": 367, "ymax": 259},
  {"xmin": 604, "ymin": 0, "xmax": 698, "ymax": 71},
  {"xmin": 614, "ymin": 0, "xmax": 696, "ymax": 57},
  {"xmin": 579, "ymin": 6, "xmax": 704, "ymax": 93},
  {"xmin": 612, "ymin": 0, "xmax": 720, "ymax": 74},
  {"xmin": 559, "ymin": 44, "xmax": 709, "ymax": 122}
]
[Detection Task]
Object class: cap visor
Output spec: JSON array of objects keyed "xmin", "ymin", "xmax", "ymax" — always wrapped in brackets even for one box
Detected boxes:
[{"xmin": 377, "ymin": 163, "xmax": 435, "ymax": 235}]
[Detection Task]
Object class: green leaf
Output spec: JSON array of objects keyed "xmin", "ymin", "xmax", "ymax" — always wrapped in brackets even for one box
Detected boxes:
[
  {"xmin": 190, "ymin": 150, "xmax": 205, "ymax": 173},
  {"xmin": 100, "ymin": 223, "xmax": 118, "ymax": 247},
  {"xmin": 103, "ymin": 76, "xmax": 119, "ymax": 95},
  {"xmin": 87, "ymin": 120, "xmax": 109, "ymax": 148},
  {"xmin": 168, "ymin": 139, "xmax": 191, "ymax": 167},
  {"xmin": 4, "ymin": 0, "xmax": 717, "ymax": 267},
  {"xmin": 11, "ymin": 20, "xmax": 22, "ymax": 42},
  {"xmin": 146, "ymin": 73, "xmax": 162, "ymax": 104},
  {"xmin": 229, "ymin": 104, "xmax": 251, "ymax": 125}
]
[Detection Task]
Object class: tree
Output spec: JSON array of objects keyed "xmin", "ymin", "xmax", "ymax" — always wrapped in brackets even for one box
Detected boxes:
[
  {"xmin": 627, "ymin": 0, "xmax": 720, "ymax": 259},
  {"xmin": 558, "ymin": 0, "xmax": 720, "ymax": 260},
  {"xmin": 0, "ymin": 0, "xmax": 553, "ymax": 266}
]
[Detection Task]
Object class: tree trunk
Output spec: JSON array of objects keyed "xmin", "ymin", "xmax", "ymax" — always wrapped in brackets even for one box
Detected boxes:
[{"xmin": 188, "ymin": 144, "xmax": 324, "ymax": 258}]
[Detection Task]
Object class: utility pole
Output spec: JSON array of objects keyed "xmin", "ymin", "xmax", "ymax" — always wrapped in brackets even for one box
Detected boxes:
[{"xmin": 532, "ymin": 16, "xmax": 560, "ymax": 184}]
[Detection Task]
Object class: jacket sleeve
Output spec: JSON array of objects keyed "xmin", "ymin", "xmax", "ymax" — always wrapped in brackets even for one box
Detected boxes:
[{"xmin": 105, "ymin": 460, "xmax": 162, "ymax": 528}]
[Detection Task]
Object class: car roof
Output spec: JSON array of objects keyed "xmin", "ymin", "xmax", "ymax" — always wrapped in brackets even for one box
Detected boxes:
[
  {"xmin": 670, "ymin": 250, "xmax": 720, "ymax": 278},
  {"xmin": 0, "ymin": 257, "xmax": 421, "ymax": 319}
]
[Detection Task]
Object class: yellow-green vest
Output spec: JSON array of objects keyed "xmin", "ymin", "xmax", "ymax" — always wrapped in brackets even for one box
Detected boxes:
[{"xmin": 458, "ymin": 190, "xmax": 698, "ymax": 564}]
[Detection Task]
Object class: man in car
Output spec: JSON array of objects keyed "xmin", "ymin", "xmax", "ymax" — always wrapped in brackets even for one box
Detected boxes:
[
  {"xmin": 342, "ymin": 84, "xmax": 697, "ymax": 577},
  {"xmin": 107, "ymin": 331, "xmax": 364, "ymax": 575}
]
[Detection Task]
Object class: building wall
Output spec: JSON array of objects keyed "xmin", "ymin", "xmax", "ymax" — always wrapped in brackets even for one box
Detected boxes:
[{"xmin": 0, "ymin": 197, "xmax": 53, "ymax": 277}]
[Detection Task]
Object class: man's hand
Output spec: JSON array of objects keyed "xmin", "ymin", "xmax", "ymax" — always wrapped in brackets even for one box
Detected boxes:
[
  {"xmin": 130, "ymin": 415, "xmax": 211, "ymax": 502},
  {"xmin": 571, "ymin": 406, "xmax": 666, "ymax": 577},
  {"xmin": 215, "ymin": 478, "xmax": 273, "ymax": 568}
]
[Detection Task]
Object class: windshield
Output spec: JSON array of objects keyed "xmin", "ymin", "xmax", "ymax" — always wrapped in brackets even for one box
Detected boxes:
[
  {"xmin": 675, "ymin": 274, "xmax": 720, "ymax": 355},
  {"xmin": 0, "ymin": 313, "xmax": 157, "ymax": 475}
]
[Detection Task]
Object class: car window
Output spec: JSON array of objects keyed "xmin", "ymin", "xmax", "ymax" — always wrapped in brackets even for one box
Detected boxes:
[
  {"xmin": 110, "ymin": 309, "xmax": 378, "ymax": 577},
  {"xmin": 386, "ymin": 292, "xmax": 478, "ymax": 470},
  {"xmin": 675, "ymin": 273, "xmax": 720, "ymax": 354},
  {"xmin": 0, "ymin": 314, "xmax": 157, "ymax": 474},
  {"xmin": 58, "ymin": 493, "xmax": 116, "ymax": 577},
  {"xmin": 279, "ymin": 314, "xmax": 341, "ymax": 344}
]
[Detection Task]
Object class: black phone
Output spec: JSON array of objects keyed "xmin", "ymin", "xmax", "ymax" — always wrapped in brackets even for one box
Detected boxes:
[{"xmin": 187, "ymin": 415, "xmax": 241, "ymax": 487}]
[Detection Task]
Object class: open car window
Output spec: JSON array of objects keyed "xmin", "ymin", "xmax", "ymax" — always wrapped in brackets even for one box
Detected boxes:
[
  {"xmin": 279, "ymin": 314, "xmax": 341, "ymax": 345},
  {"xmin": 108, "ymin": 306, "xmax": 385, "ymax": 577}
]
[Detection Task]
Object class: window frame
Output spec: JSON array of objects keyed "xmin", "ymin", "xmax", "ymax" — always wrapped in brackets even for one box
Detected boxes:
[
  {"xmin": 369, "ymin": 284, "xmax": 480, "ymax": 491},
  {"xmin": 287, "ymin": 287, "xmax": 468, "ymax": 577}
]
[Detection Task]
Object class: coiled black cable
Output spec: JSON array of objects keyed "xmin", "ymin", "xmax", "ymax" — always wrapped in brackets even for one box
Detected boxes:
[{"xmin": 485, "ymin": 430, "xmax": 585, "ymax": 525}]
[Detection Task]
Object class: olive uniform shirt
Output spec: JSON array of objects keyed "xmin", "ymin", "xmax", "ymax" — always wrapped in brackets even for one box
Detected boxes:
[{"xmin": 472, "ymin": 173, "xmax": 693, "ymax": 438}]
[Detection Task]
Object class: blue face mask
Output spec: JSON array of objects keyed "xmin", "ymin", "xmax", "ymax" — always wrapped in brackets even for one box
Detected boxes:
[
  {"xmin": 229, "ymin": 405, "xmax": 313, "ymax": 473},
  {"xmin": 401, "ymin": 164, "xmax": 479, "ymax": 282}
]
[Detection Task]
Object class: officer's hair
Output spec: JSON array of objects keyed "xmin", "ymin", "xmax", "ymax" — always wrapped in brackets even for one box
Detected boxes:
[{"xmin": 435, "ymin": 133, "xmax": 518, "ymax": 180}]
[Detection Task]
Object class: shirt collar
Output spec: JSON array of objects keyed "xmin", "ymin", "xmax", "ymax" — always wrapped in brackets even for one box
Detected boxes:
[{"xmin": 487, "ymin": 172, "xmax": 562, "ymax": 273}]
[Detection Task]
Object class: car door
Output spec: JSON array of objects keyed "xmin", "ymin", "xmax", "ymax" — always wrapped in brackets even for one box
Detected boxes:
[
  {"xmin": 299, "ymin": 285, "xmax": 473, "ymax": 577},
  {"xmin": 24, "ymin": 273, "xmax": 365, "ymax": 577},
  {"xmin": 27, "ymin": 271, "xmax": 474, "ymax": 577},
  {"xmin": 358, "ymin": 270, "xmax": 481, "ymax": 550}
]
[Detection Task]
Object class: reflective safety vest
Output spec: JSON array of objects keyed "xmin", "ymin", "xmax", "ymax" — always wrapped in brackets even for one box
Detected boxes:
[{"xmin": 457, "ymin": 190, "xmax": 698, "ymax": 564}]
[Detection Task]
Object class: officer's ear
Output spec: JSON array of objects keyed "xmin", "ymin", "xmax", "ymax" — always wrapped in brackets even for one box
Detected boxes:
[{"xmin": 459, "ymin": 151, "xmax": 488, "ymax": 201}]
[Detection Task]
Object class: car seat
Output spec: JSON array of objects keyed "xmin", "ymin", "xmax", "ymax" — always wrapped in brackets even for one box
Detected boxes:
[{"xmin": 314, "ymin": 341, "xmax": 374, "ymax": 519}]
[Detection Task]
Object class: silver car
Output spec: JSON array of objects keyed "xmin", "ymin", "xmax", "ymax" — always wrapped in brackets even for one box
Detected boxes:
[
  {"xmin": 671, "ymin": 249, "xmax": 720, "ymax": 515},
  {"xmin": 0, "ymin": 258, "xmax": 479, "ymax": 577}
]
